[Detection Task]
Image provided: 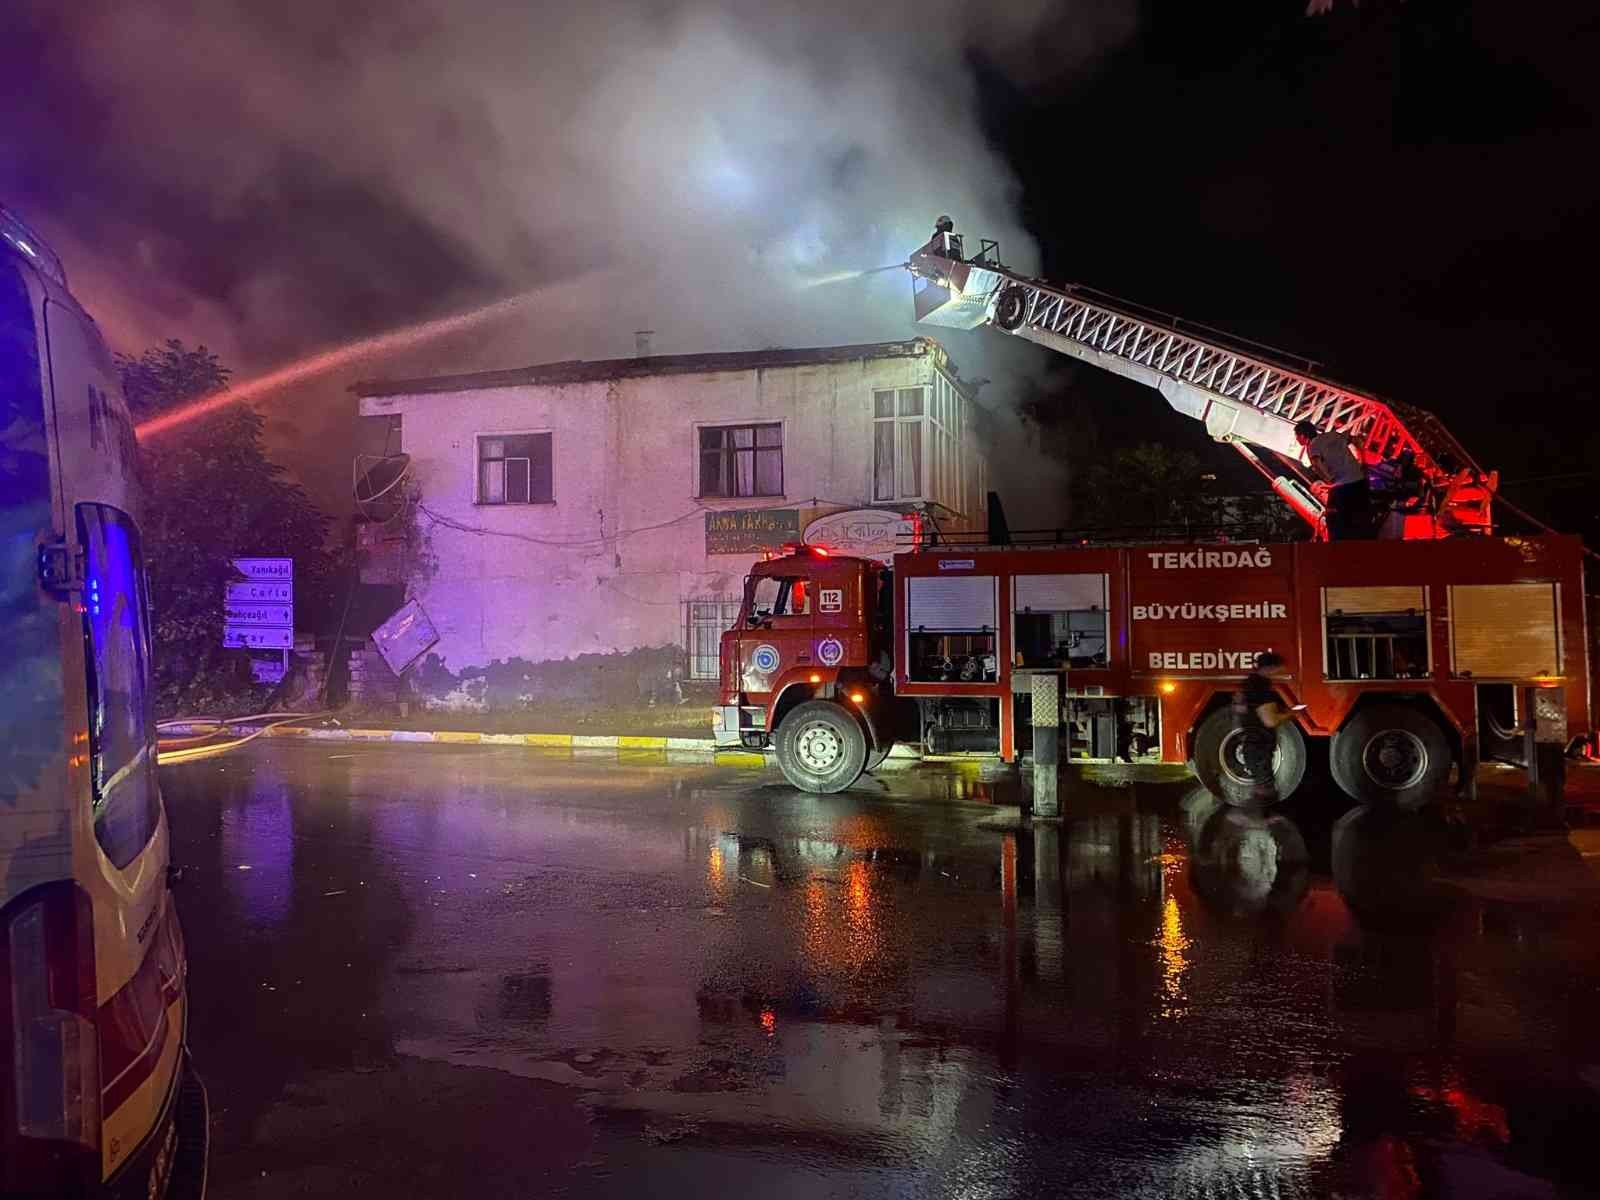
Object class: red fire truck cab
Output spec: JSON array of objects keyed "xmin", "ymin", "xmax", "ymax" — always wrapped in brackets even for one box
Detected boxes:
[{"xmin": 715, "ymin": 536, "xmax": 1592, "ymax": 806}]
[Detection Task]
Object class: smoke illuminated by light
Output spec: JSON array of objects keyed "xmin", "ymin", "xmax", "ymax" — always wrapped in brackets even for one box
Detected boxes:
[
  {"xmin": 133, "ymin": 257, "xmax": 908, "ymax": 440},
  {"xmin": 133, "ymin": 258, "xmax": 911, "ymax": 440},
  {"xmin": 28, "ymin": 0, "xmax": 1123, "ymax": 523},
  {"xmin": 133, "ymin": 288, "xmax": 544, "ymax": 439}
]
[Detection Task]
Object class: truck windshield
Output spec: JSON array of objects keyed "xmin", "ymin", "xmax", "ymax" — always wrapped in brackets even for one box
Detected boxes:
[{"xmin": 749, "ymin": 576, "xmax": 810, "ymax": 621}]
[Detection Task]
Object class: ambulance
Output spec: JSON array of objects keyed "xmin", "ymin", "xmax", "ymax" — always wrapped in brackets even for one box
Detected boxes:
[{"xmin": 2, "ymin": 204, "xmax": 207, "ymax": 1197}]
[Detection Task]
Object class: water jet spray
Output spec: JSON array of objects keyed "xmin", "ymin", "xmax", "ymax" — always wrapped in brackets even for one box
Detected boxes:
[
  {"xmin": 134, "ymin": 288, "xmax": 544, "ymax": 439},
  {"xmin": 797, "ymin": 262, "xmax": 906, "ymax": 290}
]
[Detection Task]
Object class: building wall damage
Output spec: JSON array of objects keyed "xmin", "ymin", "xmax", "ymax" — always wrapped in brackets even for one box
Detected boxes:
[{"xmin": 353, "ymin": 337, "xmax": 991, "ymax": 710}]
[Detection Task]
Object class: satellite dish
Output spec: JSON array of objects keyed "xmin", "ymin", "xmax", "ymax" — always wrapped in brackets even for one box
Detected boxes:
[{"xmin": 354, "ymin": 453, "xmax": 412, "ymax": 523}]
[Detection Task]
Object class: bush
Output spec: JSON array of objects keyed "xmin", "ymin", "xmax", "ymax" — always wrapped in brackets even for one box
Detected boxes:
[{"xmin": 121, "ymin": 341, "xmax": 334, "ymax": 714}]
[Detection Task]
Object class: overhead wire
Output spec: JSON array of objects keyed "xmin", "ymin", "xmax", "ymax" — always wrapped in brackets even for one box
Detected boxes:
[
  {"xmin": 1494, "ymin": 493, "xmax": 1600, "ymax": 562},
  {"xmin": 1498, "ymin": 471, "xmax": 1598, "ymax": 486},
  {"xmin": 421, "ymin": 492, "xmax": 858, "ymax": 549},
  {"xmin": 415, "ymin": 502, "xmax": 707, "ymax": 548},
  {"xmin": 415, "ymin": 496, "xmax": 840, "ymax": 551}
]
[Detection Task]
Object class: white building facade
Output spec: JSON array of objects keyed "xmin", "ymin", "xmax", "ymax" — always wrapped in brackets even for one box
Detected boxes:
[{"xmin": 355, "ymin": 338, "xmax": 991, "ymax": 695}]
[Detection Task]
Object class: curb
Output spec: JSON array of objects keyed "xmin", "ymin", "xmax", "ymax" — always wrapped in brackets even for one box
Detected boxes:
[
  {"xmin": 158, "ymin": 721, "xmax": 923, "ymax": 769},
  {"xmin": 160, "ymin": 722, "xmax": 748, "ymax": 764}
]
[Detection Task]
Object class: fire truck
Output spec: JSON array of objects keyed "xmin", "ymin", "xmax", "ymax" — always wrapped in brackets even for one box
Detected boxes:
[{"xmin": 712, "ymin": 223, "xmax": 1595, "ymax": 804}]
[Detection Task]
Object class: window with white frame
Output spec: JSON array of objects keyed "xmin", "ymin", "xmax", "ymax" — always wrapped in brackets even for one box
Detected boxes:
[
  {"xmin": 478, "ymin": 433, "xmax": 553, "ymax": 504},
  {"xmin": 874, "ymin": 377, "xmax": 967, "ymax": 513},
  {"xmin": 928, "ymin": 374, "xmax": 959, "ymax": 512},
  {"xmin": 699, "ymin": 423, "xmax": 783, "ymax": 498},
  {"xmin": 966, "ymin": 441, "xmax": 988, "ymax": 524},
  {"xmin": 874, "ymin": 387, "xmax": 923, "ymax": 503}
]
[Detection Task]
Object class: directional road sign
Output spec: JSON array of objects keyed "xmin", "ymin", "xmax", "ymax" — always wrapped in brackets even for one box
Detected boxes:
[
  {"xmin": 223, "ymin": 627, "xmax": 293, "ymax": 650},
  {"xmin": 224, "ymin": 557, "xmax": 293, "ymax": 651}
]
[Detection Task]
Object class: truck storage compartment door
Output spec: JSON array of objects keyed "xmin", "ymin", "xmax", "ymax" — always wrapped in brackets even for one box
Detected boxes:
[
  {"xmin": 1449, "ymin": 583, "xmax": 1560, "ymax": 680},
  {"xmin": 1323, "ymin": 585, "xmax": 1429, "ymax": 680},
  {"xmin": 1014, "ymin": 574, "xmax": 1105, "ymax": 612},
  {"xmin": 1014, "ymin": 573, "xmax": 1109, "ymax": 668},
  {"xmin": 906, "ymin": 576, "xmax": 996, "ymax": 630},
  {"xmin": 905, "ymin": 576, "xmax": 998, "ymax": 684}
]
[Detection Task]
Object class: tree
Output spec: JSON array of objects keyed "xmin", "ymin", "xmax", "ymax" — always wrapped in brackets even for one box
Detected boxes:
[
  {"xmin": 1070, "ymin": 442, "xmax": 1302, "ymax": 539},
  {"xmin": 120, "ymin": 340, "xmax": 333, "ymax": 713},
  {"xmin": 1072, "ymin": 443, "xmax": 1208, "ymax": 532}
]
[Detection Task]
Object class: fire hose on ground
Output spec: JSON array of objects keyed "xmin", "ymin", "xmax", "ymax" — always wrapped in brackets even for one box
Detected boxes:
[{"xmin": 155, "ymin": 711, "xmax": 333, "ymax": 765}]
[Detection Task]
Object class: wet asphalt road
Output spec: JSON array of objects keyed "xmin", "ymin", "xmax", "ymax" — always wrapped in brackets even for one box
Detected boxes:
[{"xmin": 160, "ymin": 744, "xmax": 1600, "ymax": 1199}]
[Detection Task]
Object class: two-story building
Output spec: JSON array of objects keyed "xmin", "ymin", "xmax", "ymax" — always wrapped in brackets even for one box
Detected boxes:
[{"xmin": 353, "ymin": 336, "xmax": 992, "ymax": 706}]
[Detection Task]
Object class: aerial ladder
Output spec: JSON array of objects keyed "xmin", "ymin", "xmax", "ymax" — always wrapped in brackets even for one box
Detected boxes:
[{"xmin": 907, "ymin": 222, "xmax": 1496, "ymax": 539}]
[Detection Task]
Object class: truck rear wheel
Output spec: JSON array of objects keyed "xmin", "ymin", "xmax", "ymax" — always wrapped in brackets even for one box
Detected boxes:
[
  {"xmin": 774, "ymin": 700, "xmax": 868, "ymax": 793},
  {"xmin": 1330, "ymin": 702, "xmax": 1451, "ymax": 811},
  {"xmin": 1192, "ymin": 707, "xmax": 1307, "ymax": 806}
]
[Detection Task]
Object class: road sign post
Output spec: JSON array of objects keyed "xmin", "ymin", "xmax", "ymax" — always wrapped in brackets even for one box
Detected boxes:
[{"xmin": 225, "ymin": 557, "xmax": 294, "ymax": 665}]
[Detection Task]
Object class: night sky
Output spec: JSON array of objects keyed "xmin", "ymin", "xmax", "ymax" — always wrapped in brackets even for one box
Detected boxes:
[
  {"xmin": 3, "ymin": 0, "xmax": 1595, "ymax": 540},
  {"xmin": 984, "ymin": 0, "xmax": 1599, "ymax": 539}
]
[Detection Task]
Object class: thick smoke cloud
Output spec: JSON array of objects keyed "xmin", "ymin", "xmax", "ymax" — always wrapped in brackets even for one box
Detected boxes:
[{"xmin": 3, "ymin": 0, "xmax": 1135, "ymax": 520}]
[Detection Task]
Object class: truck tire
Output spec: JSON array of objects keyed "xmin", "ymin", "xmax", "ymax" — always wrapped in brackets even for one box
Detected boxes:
[
  {"xmin": 1191, "ymin": 707, "xmax": 1307, "ymax": 806},
  {"xmin": 1330, "ymin": 702, "xmax": 1451, "ymax": 812},
  {"xmin": 863, "ymin": 743, "xmax": 892, "ymax": 774},
  {"xmin": 774, "ymin": 700, "xmax": 868, "ymax": 793}
]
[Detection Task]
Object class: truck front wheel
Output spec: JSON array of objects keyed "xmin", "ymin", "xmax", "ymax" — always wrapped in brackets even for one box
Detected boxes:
[
  {"xmin": 774, "ymin": 701, "xmax": 868, "ymax": 793},
  {"xmin": 1192, "ymin": 707, "xmax": 1308, "ymax": 806},
  {"xmin": 1330, "ymin": 703, "xmax": 1451, "ymax": 811}
]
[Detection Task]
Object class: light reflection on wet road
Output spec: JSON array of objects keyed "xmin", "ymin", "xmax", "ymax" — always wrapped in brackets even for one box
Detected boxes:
[{"xmin": 163, "ymin": 744, "xmax": 1600, "ymax": 1198}]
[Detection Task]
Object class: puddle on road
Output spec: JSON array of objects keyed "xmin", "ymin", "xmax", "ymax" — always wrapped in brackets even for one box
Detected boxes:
[{"xmin": 167, "ymin": 745, "xmax": 1600, "ymax": 1198}]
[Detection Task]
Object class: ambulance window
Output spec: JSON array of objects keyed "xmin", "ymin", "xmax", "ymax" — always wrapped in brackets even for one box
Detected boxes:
[
  {"xmin": 76, "ymin": 504, "xmax": 161, "ymax": 868},
  {"xmin": 2, "ymin": 261, "xmax": 60, "ymax": 808}
]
